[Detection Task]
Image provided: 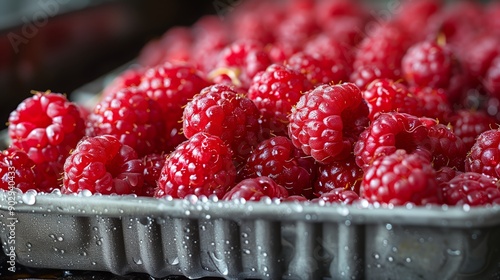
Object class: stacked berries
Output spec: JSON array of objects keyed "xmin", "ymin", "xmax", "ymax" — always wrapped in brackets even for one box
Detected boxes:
[{"xmin": 3, "ymin": 0, "xmax": 500, "ymax": 208}]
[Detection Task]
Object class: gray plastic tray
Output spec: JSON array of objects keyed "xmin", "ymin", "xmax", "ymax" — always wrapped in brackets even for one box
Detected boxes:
[{"xmin": 1, "ymin": 191, "xmax": 500, "ymax": 279}]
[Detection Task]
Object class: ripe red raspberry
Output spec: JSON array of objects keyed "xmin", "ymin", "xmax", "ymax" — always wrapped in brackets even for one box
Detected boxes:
[
  {"xmin": 401, "ymin": 41, "xmax": 454, "ymax": 90},
  {"xmin": 191, "ymin": 16, "xmax": 230, "ymax": 74},
  {"xmin": 0, "ymin": 148, "xmax": 39, "ymax": 192},
  {"xmin": 463, "ymin": 35, "xmax": 500, "ymax": 80},
  {"xmin": 182, "ymin": 84, "xmax": 262, "ymax": 165},
  {"xmin": 62, "ymin": 135, "xmax": 144, "ymax": 195},
  {"xmin": 142, "ymin": 153, "xmax": 167, "ymax": 197},
  {"xmin": 222, "ymin": 176, "xmax": 289, "ymax": 201},
  {"xmin": 8, "ymin": 91, "xmax": 86, "ymax": 166},
  {"xmin": 362, "ymin": 79, "xmax": 422, "ymax": 121},
  {"xmin": 156, "ymin": 132, "xmax": 236, "ymax": 199},
  {"xmin": 139, "ymin": 63, "xmax": 210, "ymax": 151},
  {"xmin": 314, "ymin": 0, "xmax": 368, "ymax": 25},
  {"xmin": 349, "ymin": 64, "xmax": 402, "ymax": 90},
  {"xmin": 484, "ymin": 56, "xmax": 500, "ymax": 99},
  {"xmin": 275, "ymin": 11, "xmax": 319, "ymax": 51},
  {"xmin": 311, "ymin": 187, "xmax": 360, "ymax": 205},
  {"xmin": 320, "ymin": 16, "xmax": 365, "ymax": 47},
  {"xmin": 394, "ymin": 0, "xmax": 441, "ymax": 42},
  {"xmin": 441, "ymin": 172, "xmax": 500, "ymax": 206},
  {"xmin": 303, "ymin": 34, "xmax": 353, "ymax": 71},
  {"xmin": 289, "ymin": 83, "xmax": 370, "ymax": 164},
  {"xmin": 412, "ymin": 86, "xmax": 452, "ymax": 123},
  {"xmin": 101, "ymin": 67, "xmax": 144, "ymax": 100},
  {"xmin": 314, "ymin": 156, "xmax": 363, "ymax": 197},
  {"xmin": 239, "ymin": 136, "xmax": 317, "ymax": 198},
  {"xmin": 450, "ymin": 110, "xmax": 498, "ymax": 152},
  {"xmin": 285, "ymin": 51, "xmax": 349, "ymax": 86},
  {"xmin": 211, "ymin": 39, "xmax": 272, "ymax": 89},
  {"xmin": 354, "ymin": 112, "xmax": 432, "ymax": 170},
  {"xmin": 436, "ymin": 167, "xmax": 462, "ymax": 186},
  {"xmin": 248, "ymin": 64, "xmax": 313, "ymax": 137},
  {"xmin": 465, "ymin": 129, "xmax": 500, "ymax": 179},
  {"xmin": 424, "ymin": 121, "xmax": 467, "ymax": 171},
  {"xmin": 353, "ymin": 23, "xmax": 410, "ymax": 73},
  {"xmin": 86, "ymin": 87, "xmax": 166, "ymax": 157},
  {"xmin": 361, "ymin": 150, "xmax": 441, "ymax": 206}
]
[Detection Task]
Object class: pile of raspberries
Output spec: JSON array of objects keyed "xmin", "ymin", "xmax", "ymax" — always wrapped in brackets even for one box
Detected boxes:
[{"xmin": 3, "ymin": 0, "xmax": 500, "ymax": 207}]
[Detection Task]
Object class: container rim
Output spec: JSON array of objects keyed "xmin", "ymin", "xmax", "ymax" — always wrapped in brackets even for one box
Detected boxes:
[{"xmin": 1, "ymin": 190, "xmax": 499, "ymax": 228}]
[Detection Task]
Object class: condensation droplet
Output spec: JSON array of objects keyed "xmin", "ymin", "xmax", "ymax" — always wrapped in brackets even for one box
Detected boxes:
[
  {"xmin": 22, "ymin": 190, "xmax": 37, "ymax": 205},
  {"xmin": 405, "ymin": 257, "xmax": 411, "ymax": 263}
]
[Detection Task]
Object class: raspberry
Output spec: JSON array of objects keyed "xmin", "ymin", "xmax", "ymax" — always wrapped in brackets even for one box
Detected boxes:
[
  {"xmin": 349, "ymin": 64, "xmax": 402, "ymax": 90},
  {"xmin": 320, "ymin": 16, "xmax": 365, "ymax": 47},
  {"xmin": 288, "ymin": 83, "xmax": 369, "ymax": 164},
  {"xmin": 441, "ymin": 172, "xmax": 500, "ymax": 206},
  {"xmin": 101, "ymin": 67, "xmax": 144, "ymax": 100},
  {"xmin": 450, "ymin": 110, "xmax": 498, "ymax": 152},
  {"xmin": 239, "ymin": 136, "xmax": 317, "ymax": 198},
  {"xmin": 394, "ymin": 0, "xmax": 442, "ymax": 43},
  {"xmin": 436, "ymin": 166, "xmax": 461, "ymax": 186},
  {"xmin": 0, "ymin": 148, "xmax": 39, "ymax": 192},
  {"xmin": 182, "ymin": 84, "xmax": 262, "ymax": 165},
  {"xmin": 314, "ymin": 0, "xmax": 368, "ymax": 25},
  {"xmin": 275, "ymin": 11, "xmax": 319, "ymax": 51},
  {"xmin": 139, "ymin": 63, "xmax": 210, "ymax": 151},
  {"xmin": 62, "ymin": 135, "xmax": 144, "ymax": 195},
  {"xmin": 248, "ymin": 64, "xmax": 313, "ymax": 137},
  {"xmin": 303, "ymin": 34, "xmax": 353, "ymax": 71},
  {"xmin": 156, "ymin": 132, "xmax": 236, "ymax": 199},
  {"xmin": 222, "ymin": 176, "xmax": 289, "ymax": 201},
  {"xmin": 86, "ymin": 87, "xmax": 166, "ymax": 157},
  {"xmin": 484, "ymin": 55, "xmax": 500, "ymax": 99},
  {"xmin": 314, "ymin": 156, "xmax": 363, "ymax": 197},
  {"xmin": 362, "ymin": 79, "xmax": 422, "ymax": 121},
  {"xmin": 354, "ymin": 112, "xmax": 432, "ymax": 170},
  {"xmin": 312, "ymin": 187, "xmax": 360, "ymax": 205},
  {"xmin": 353, "ymin": 22, "xmax": 410, "ymax": 73},
  {"xmin": 465, "ymin": 129, "xmax": 500, "ymax": 179},
  {"xmin": 191, "ymin": 16, "xmax": 230, "ymax": 74},
  {"xmin": 211, "ymin": 39, "xmax": 272, "ymax": 89},
  {"xmin": 285, "ymin": 51, "xmax": 349, "ymax": 86},
  {"xmin": 424, "ymin": 121, "xmax": 467, "ymax": 171},
  {"xmin": 412, "ymin": 86, "xmax": 452, "ymax": 123},
  {"xmin": 360, "ymin": 150, "xmax": 441, "ymax": 206},
  {"xmin": 463, "ymin": 35, "xmax": 500, "ymax": 80},
  {"xmin": 8, "ymin": 91, "xmax": 85, "ymax": 166},
  {"xmin": 142, "ymin": 153, "xmax": 167, "ymax": 197},
  {"xmin": 401, "ymin": 40, "xmax": 454, "ymax": 90}
]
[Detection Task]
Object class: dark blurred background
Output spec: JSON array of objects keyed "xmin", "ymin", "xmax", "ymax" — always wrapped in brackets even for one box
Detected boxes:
[{"xmin": 0, "ymin": 0, "xmax": 216, "ymax": 129}]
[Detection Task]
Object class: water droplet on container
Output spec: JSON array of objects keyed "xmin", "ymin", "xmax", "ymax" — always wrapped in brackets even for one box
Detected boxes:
[
  {"xmin": 243, "ymin": 249, "xmax": 251, "ymax": 254},
  {"xmin": 26, "ymin": 242, "xmax": 32, "ymax": 248},
  {"xmin": 462, "ymin": 204, "xmax": 471, "ymax": 212},
  {"xmin": 57, "ymin": 236, "xmax": 64, "ymax": 242},
  {"xmin": 133, "ymin": 258, "xmax": 143, "ymax": 265},
  {"xmin": 80, "ymin": 189, "xmax": 92, "ymax": 197},
  {"xmin": 405, "ymin": 257, "xmax": 411, "ymax": 263},
  {"xmin": 373, "ymin": 253, "xmax": 380, "ymax": 259},
  {"xmin": 205, "ymin": 214, "xmax": 211, "ymax": 220},
  {"xmin": 386, "ymin": 224, "xmax": 392, "ymax": 230},
  {"xmin": 388, "ymin": 256, "xmax": 393, "ymax": 262},
  {"xmin": 344, "ymin": 220, "xmax": 351, "ymax": 226},
  {"xmin": 96, "ymin": 240, "xmax": 102, "ymax": 246},
  {"xmin": 22, "ymin": 190, "xmax": 37, "ymax": 205},
  {"xmin": 447, "ymin": 249, "xmax": 461, "ymax": 256},
  {"xmin": 91, "ymin": 262, "xmax": 97, "ymax": 265},
  {"xmin": 185, "ymin": 210, "xmax": 191, "ymax": 216}
]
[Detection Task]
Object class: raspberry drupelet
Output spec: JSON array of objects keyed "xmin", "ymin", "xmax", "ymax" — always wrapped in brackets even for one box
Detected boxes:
[{"xmin": 465, "ymin": 129, "xmax": 500, "ymax": 179}]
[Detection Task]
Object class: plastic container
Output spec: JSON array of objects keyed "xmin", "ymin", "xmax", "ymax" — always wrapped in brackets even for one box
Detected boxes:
[{"xmin": 1, "ymin": 190, "xmax": 500, "ymax": 279}]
